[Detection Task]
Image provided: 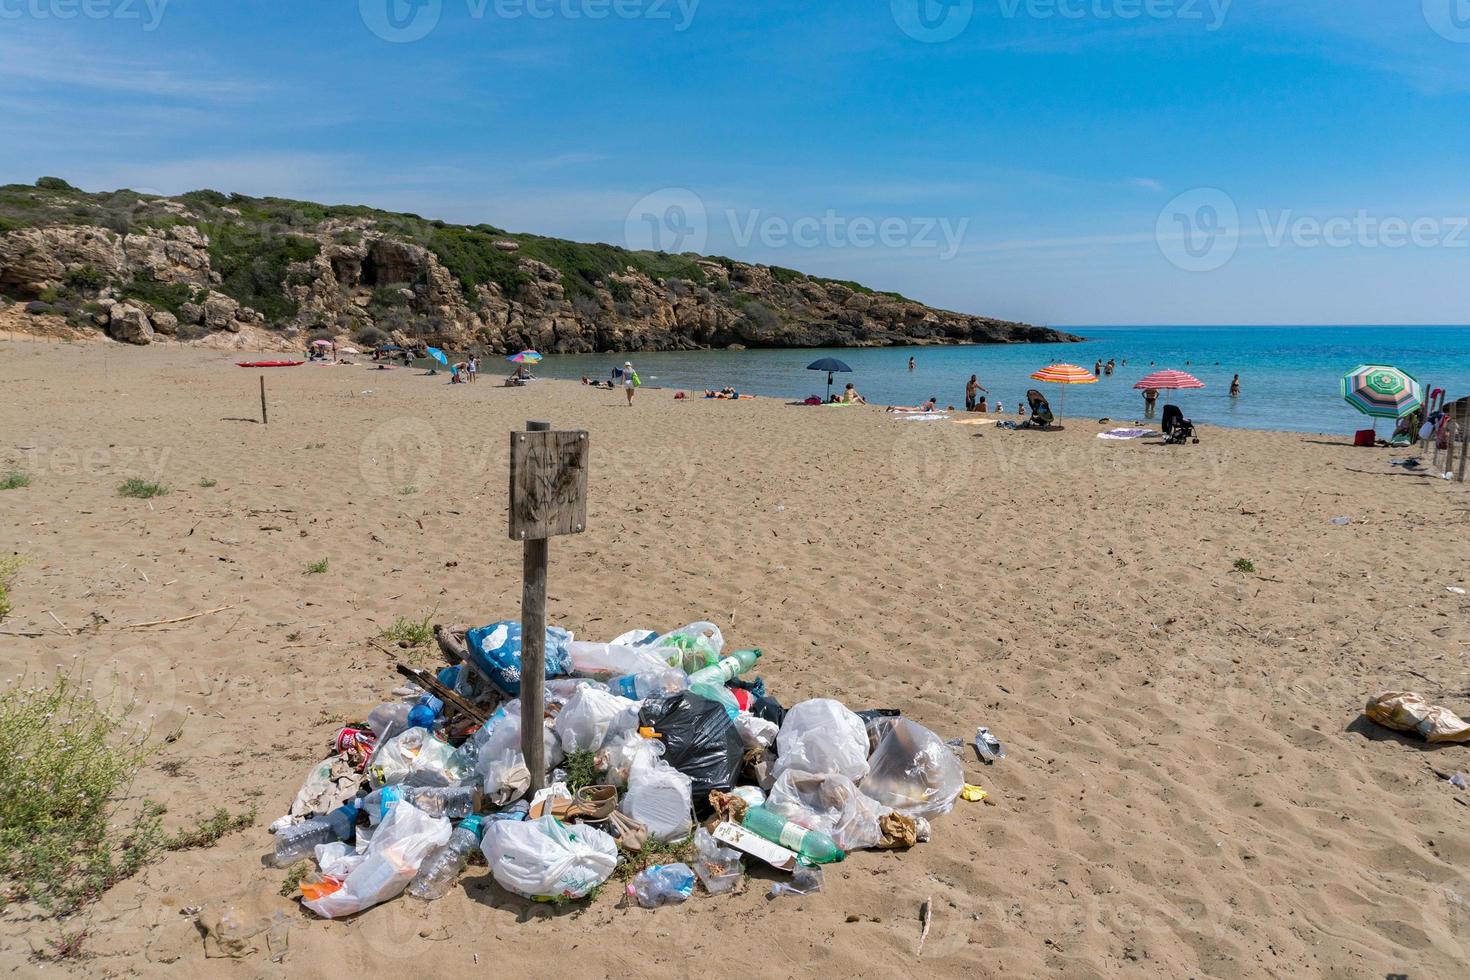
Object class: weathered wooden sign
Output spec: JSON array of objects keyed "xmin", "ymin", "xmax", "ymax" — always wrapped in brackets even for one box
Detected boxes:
[{"xmin": 508, "ymin": 426, "xmax": 589, "ymax": 540}]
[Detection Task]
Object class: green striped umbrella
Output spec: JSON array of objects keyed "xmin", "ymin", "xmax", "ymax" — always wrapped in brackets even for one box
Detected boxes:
[{"xmin": 1341, "ymin": 365, "xmax": 1423, "ymax": 420}]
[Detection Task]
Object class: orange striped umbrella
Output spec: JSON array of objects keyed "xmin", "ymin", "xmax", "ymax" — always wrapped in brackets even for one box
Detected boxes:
[{"xmin": 1029, "ymin": 363, "xmax": 1097, "ymax": 417}]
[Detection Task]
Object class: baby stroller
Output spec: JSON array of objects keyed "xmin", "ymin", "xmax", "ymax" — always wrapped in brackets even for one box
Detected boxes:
[
  {"xmin": 1025, "ymin": 389, "xmax": 1056, "ymax": 428},
  {"xmin": 1161, "ymin": 405, "xmax": 1198, "ymax": 444}
]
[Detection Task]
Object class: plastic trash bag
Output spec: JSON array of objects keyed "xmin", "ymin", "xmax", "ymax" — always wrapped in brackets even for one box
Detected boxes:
[
  {"xmin": 555, "ymin": 685, "xmax": 640, "ymax": 754},
  {"xmin": 465, "ymin": 621, "xmax": 574, "ymax": 696},
  {"xmin": 691, "ymin": 827, "xmax": 743, "ymax": 894},
  {"xmin": 654, "ymin": 621, "xmax": 724, "ymax": 672},
  {"xmin": 619, "ymin": 740, "xmax": 694, "ymax": 843},
  {"xmin": 598, "ymin": 730, "xmax": 658, "ymax": 789},
  {"xmin": 774, "ymin": 699, "xmax": 870, "ymax": 783},
  {"xmin": 468, "ymin": 699, "xmax": 563, "ymax": 781},
  {"xmin": 611, "ymin": 628, "xmax": 660, "ymax": 648},
  {"xmin": 567, "ymin": 641, "xmax": 671, "ymax": 682},
  {"xmin": 483, "ymin": 815, "xmax": 618, "ymax": 901},
  {"xmin": 766, "ymin": 770, "xmax": 886, "ymax": 851},
  {"xmin": 303, "ymin": 803, "xmax": 451, "ymax": 918},
  {"xmin": 734, "ymin": 712, "xmax": 779, "ymax": 750},
  {"xmin": 628, "ymin": 862, "xmax": 696, "ymax": 907},
  {"xmin": 313, "ymin": 841, "xmax": 366, "ymax": 880},
  {"xmin": 368, "ymin": 727, "xmax": 463, "ymax": 789},
  {"xmin": 639, "ymin": 692, "xmax": 745, "ymax": 813},
  {"xmin": 860, "ymin": 718, "xmax": 964, "ymax": 819},
  {"xmin": 1365, "ymin": 691, "xmax": 1470, "ymax": 743},
  {"xmin": 479, "ymin": 750, "xmax": 533, "ymax": 806}
]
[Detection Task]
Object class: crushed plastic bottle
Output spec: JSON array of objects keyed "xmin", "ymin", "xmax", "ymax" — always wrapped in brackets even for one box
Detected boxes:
[
  {"xmin": 627, "ymin": 863, "xmax": 696, "ymax": 908},
  {"xmin": 364, "ymin": 785, "xmax": 479, "ymax": 823},
  {"xmin": 407, "ymin": 815, "xmax": 486, "ymax": 901},
  {"xmin": 609, "ymin": 669, "xmax": 689, "ymax": 700},
  {"xmin": 270, "ymin": 800, "xmax": 360, "ymax": 867},
  {"xmin": 974, "ymin": 726, "xmax": 1006, "ymax": 765}
]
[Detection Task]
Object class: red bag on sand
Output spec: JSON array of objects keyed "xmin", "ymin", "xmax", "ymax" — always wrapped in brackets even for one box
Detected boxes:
[{"xmin": 1353, "ymin": 429, "xmax": 1375, "ymax": 447}]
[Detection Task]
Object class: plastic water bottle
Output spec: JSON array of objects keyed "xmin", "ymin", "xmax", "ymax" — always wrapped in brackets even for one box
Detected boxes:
[
  {"xmin": 627, "ymin": 862, "xmax": 696, "ymax": 908},
  {"xmin": 364, "ymin": 785, "xmax": 478, "ymax": 823},
  {"xmin": 408, "ymin": 695, "xmax": 444, "ymax": 730},
  {"xmin": 407, "ymin": 815, "xmax": 486, "ymax": 901},
  {"xmin": 686, "ymin": 649, "xmax": 761, "ymax": 688},
  {"xmin": 270, "ymin": 800, "xmax": 361, "ymax": 867},
  {"xmin": 741, "ymin": 806, "xmax": 844, "ymax": 865},
  {"xmin": 609, "ymin": 669, "xmax": 688, "ymax": 700}
]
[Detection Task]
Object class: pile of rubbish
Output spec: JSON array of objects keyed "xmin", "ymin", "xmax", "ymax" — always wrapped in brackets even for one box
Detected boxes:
[{"xmin": 267, "ymin": 620, "xmax": 1002, "ymax": 916}]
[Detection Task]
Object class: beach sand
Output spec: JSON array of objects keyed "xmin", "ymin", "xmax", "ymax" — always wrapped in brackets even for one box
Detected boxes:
[{"xmin": 1, "ymin": 340, "xmax": 1467, "ymax": 978}]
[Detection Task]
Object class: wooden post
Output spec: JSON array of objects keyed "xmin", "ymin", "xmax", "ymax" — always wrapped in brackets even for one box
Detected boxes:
[
  {"xmin": 509, "ymin": 420, "xmax": 589, "ymax": 796},
  {"xmin": 1459, "ymin": 416, "xmax": 1469, "ymax": 483},
  {"xmin": 259, "ymin": 376, "xmax": 268, "ymax": 426}
]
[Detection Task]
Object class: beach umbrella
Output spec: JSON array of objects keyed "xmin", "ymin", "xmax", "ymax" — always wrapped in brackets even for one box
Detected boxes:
[
  {"xmin": 311, "ymin": 339, "xmax": 333, "ymax": 347},
  {"xmin": 1029, "ymin": 363, "xmax": 1097, "ymax": 416},
  {"xmin": 426, "ymin": 346, "xmax": 449, "ymax": 367},
  {"xmin": 1133, "ymin": 369, "xmax": 1204, "ymax": 391},
  {"xmin": 507, "ymin": 350, "xmax": 543, "ymax": 364},
  {"xmin": 1342, "ymin": 365, "xmax": 1422, "ymax": 427},
  {"xmin": 807, "ymin": 357, "xmax": 853, "ymax": 402}
]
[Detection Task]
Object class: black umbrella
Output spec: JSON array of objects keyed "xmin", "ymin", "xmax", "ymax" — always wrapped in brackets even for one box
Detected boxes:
[{"xmin": 807, "ymin": 357, "xmax": 853, "ymax": 402}]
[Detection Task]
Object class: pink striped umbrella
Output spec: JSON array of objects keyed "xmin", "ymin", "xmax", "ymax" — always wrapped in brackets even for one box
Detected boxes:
[{"xmin": 1133, "ymin": 369, "xmax": 1204, "ymax": 391}]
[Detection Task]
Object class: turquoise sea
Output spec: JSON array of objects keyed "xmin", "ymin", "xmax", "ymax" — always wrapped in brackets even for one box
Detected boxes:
[{"xmin": 539, "ymin": 326, "xmax": 1470, "ymax": 435}]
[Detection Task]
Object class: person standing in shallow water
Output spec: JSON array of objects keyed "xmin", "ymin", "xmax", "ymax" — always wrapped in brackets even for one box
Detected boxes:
[
  {"xmin": 1230, "ymin": 374, "xmax": 1241, "ymax": 398},
  {"xmin": 1143, "ymin": 388, "xmax": 1159, "ymax": 419},
  {"xmin": 965, "ymin": 374, "xmax": 988, "ymax": 411},
  {"xmin": 908, "ymin": 355, "xmax": 916, "ymax": 372}
]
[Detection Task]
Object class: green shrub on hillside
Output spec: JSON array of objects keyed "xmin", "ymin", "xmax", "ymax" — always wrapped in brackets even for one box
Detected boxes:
[{"xmin": 209, "ymin": 225, "xmax": 320, "ymax": 321}]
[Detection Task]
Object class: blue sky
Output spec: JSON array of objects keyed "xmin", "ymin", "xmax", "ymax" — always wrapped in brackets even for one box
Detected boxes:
[{"xmin": 3, "ymin": 0, "xmax": 1469, "ymax": 325}]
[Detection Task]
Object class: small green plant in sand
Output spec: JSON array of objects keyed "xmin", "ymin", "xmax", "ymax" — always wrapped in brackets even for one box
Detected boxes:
[
  {"xmin": 1233, "ymin": 558, "xmax": 1257, "ymax": 574},
  {"xmin": 198, "ymin": 478, "xmax": 217, "ymax": 488},
  {"xmin": 0, "ymin": 555, "xmax": 23, "ymax": 621},
  {"xmin": 398, "ymin": 485, "xmax": 417, "ymax": 495},
  {"xmin": 305, "ymin": 442, "xmax": 326, "ymax": 450},
  {"xmin": 563, "ymin": 749, "xmax": 606, "ymax": 794},
  {"xmin": 33, "ymin": 927, "xmax": 90, "ymax": 963},
  {"xmin": 0, "ymin": 471, "xmax": 30, "ymax": 490},
  {"xmin": 304, "ymin": 558, "xmax": 329, "ymax": 575},
  {"xmin": 380, "ymin": 611, "xmax": 434, "ymax": 649},
  {"xmin": 164, "ymin": 807, "xmax": 256, "ymax": 851},
  {"xmin": 278, "ymin": 861, "xmax": 311, "ymax": 897},
  {"xmin": 117, "ymin": 478, "xmax": 169, "ymax": 499},
  {"xmin": 614, "ymin": 835, "xmax": 696, "ymax": 882}
]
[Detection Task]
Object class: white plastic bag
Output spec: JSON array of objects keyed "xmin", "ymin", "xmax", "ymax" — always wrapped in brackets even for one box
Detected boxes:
[
  {"xmin": 774, "ymin": 699, "xmax": 870, "ymax": 782},
  {"xmin": 303, "ymin": 802, "xmax": 451, "ymax": 918},
  {"xmin": 368, "ymin": 727, "xmax": 462, "ymax": 789},
  {"xmin": 619, "ymin": 741, "xmax": 693, "ymax": 843},
  {"xmin": 598, "ymin": 730, "xmax": 657, "ymax": 789},
  {"xmin": 567, "ymin": 642, "xmax": 671, "ymax": 682},
  {"xmin": 734, "ymin": 712, "xmax": 779, "ymax": 750},
  {"xmin": 314, "ymin": 841, "xmax": 365, "ymax": 880},
  {"xmin": 469, "ymin": 699, "xmax": 563, "ymax": 783},
  {"xmin": 860, "ymin": 718, "xmax": 964, "ymax": 819},
  {"xmin": 766, "ymin": 770, "xmax": 886, "ymax": 851},
  {"xmin": 483, "ymin": 815, "xmax": 618, "ymax": 901},
  {"xmin": 555, "ymin": 685, "xmax": 640, "ymax": 753},
  {"xmin": 654, "ymin": 621, "xmax": 724, "ymax": 672}
]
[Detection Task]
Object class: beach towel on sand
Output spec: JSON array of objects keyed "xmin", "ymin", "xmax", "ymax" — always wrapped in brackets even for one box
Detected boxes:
[
  {"xmin": 894, "ymin": 413, "xmax": 951, "ymax": 421},
  {"xmin": 1098, "ymin": 428, "xmax": 1158, "ymax": 441}
]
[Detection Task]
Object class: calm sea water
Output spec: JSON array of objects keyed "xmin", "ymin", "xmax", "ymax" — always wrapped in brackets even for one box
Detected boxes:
[{"xmin": 538, "ymin": 326, "xmax": 1470, "ymax": 435}]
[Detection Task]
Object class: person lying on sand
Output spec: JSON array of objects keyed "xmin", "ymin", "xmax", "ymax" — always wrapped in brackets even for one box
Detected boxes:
[{"xmin": 887, "ymin": 398, "xmax": 938, "ymax": 413}]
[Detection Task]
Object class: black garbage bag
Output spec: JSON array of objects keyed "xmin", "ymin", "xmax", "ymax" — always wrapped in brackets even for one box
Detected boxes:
[
  {"xmin": 751, "ymin": 695, "xmax": 787, "ymax": 727},
  {"xmin": 638, "ymin": 692, "xmax": 744, "ymax": 816}
]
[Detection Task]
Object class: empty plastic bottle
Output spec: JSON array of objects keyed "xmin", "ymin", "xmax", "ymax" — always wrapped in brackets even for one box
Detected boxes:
[
  {"xmin": 270, "ymin": 800, "xmax": 361, "ymax": 867},
  {"xmin": 627, "ymin": 862, "xmax": 696, "ymax": 908},
  {"xmin": 609, "ymin": 669, "xmax": 689, "ymax": 700},
  {"xmin": 363, "ymin": 785, "xmax": 479, "ymax": 823},
  {"xmin": 407, "ymin": 815, "xmax": 486, "ymax": 901},
  {"xmin": 686, "ymin": 649, "xmax": 762, "ymax": 688},
  {"xmin": 741, "ymin": 805, "xmax": 844, "ymax": 865}
]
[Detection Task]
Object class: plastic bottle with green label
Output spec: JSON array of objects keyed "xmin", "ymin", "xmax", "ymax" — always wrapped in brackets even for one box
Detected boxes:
[
  {"xmin": 686, "ymin": 649, "xmax": 761, "ymax": 688},
  {"xmin": 741, "ymin": 805, "xmax": 844, "ymax": 865}
]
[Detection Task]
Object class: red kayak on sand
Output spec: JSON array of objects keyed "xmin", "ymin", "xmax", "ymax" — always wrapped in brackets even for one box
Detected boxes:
[{"xmin": 236, "ymin": 361, "xmax": 305, "ymax": 368}]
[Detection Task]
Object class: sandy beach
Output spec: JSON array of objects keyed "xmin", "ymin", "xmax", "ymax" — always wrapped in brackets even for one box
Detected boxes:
[{"xmin": 2, "ymin": 339, "xmax": 1468, "ymax": 978}]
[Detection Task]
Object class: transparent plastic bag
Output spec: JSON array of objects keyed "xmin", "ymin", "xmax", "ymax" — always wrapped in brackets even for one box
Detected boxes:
[
  {"xmin": 860, "ymin": 718, "xmax": 964, "ymax": 819},
  {"xmin": 734, "ymin": 712, "xmax": 779, "ymax": 749},
  {"xmin": 468, "ymin": 699, "xmax": 562, "ymax": 782},
  {"xmin": 598, "ymin": 731, "xmax": 659, "ymax": 789},
  {"xmin": 567, "ymin": 641, "xmax": 671, "ymax": 682},
  {"xmin": 654, "ymin": 621, "xmax": 724, "ymax": 672},
  {"xmin": 619, "ymin": 741, "xmax": 693, "ymax": 843},
  {"xmin": 555, "ymin": 685, "xmax": 640, "ymax": 753},
  {"xmin": 628, "ymin": 862, "xmax": 696, "ymax": 908},
  {"xmin": 368, "ymin": 727, "xmax": 463, "ymax": 789},
  {"xmin": 303, "ymin": 803, "xmax": 451, "ymax": 918},
  {"xmin": 483, "ymin": 815, "xmax": 617, "ymax": 901},
  {"xmin": 774, "ymin": 699, "xmax": 870, "ymax": 782},
  {"xmin": 691, "ymin": 827, "xmax": 743, "ymax": 894},
  {"xmin": 766, "ymin": 770, "xmax": 885, "ymax": 851}
]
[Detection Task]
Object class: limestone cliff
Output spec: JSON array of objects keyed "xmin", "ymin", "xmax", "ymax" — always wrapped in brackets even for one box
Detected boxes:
[{"xmin": 0, "ymin": 178, "xmax": 1080, "ymax": 351}]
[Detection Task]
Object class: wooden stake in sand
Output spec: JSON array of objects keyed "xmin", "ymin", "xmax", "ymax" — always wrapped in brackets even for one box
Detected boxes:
[
  {"xmin": 508, "ymin": 420, "xmax": 589, "ymax": 795},
  {"xmin": 259, "ymin": 376, "xmax": 269, "ymax": 426}
]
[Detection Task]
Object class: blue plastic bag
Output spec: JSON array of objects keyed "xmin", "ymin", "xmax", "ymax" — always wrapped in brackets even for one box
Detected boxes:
[{"xmin": 465, "ymin": 621, "xmax": 573, "ymax": 696}]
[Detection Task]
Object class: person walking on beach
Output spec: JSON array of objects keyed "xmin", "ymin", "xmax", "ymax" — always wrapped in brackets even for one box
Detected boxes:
[
  {"xmin": 623, "ymin": 361, "xmax": 638, "ymax": 406},
  {"xmin": 965, "ymin": 374, "xmax": 988, "ymax": 411},
  {"xmin": 1143, "ymin": 387, "xmax": 1159, "ymax": 419},
  {"xmin": 1230, "ymin": 374, "xmax": 1241, "ymax": 398}
]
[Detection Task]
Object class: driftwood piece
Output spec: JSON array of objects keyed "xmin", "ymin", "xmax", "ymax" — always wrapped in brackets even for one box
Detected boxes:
[
  {"xmin": 394, "ymin": 663, "xmax": 488, "ymax": 726},
  {"xmin": 434, "ymin": 624, "xmax": 468, "ymax": 664}
]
